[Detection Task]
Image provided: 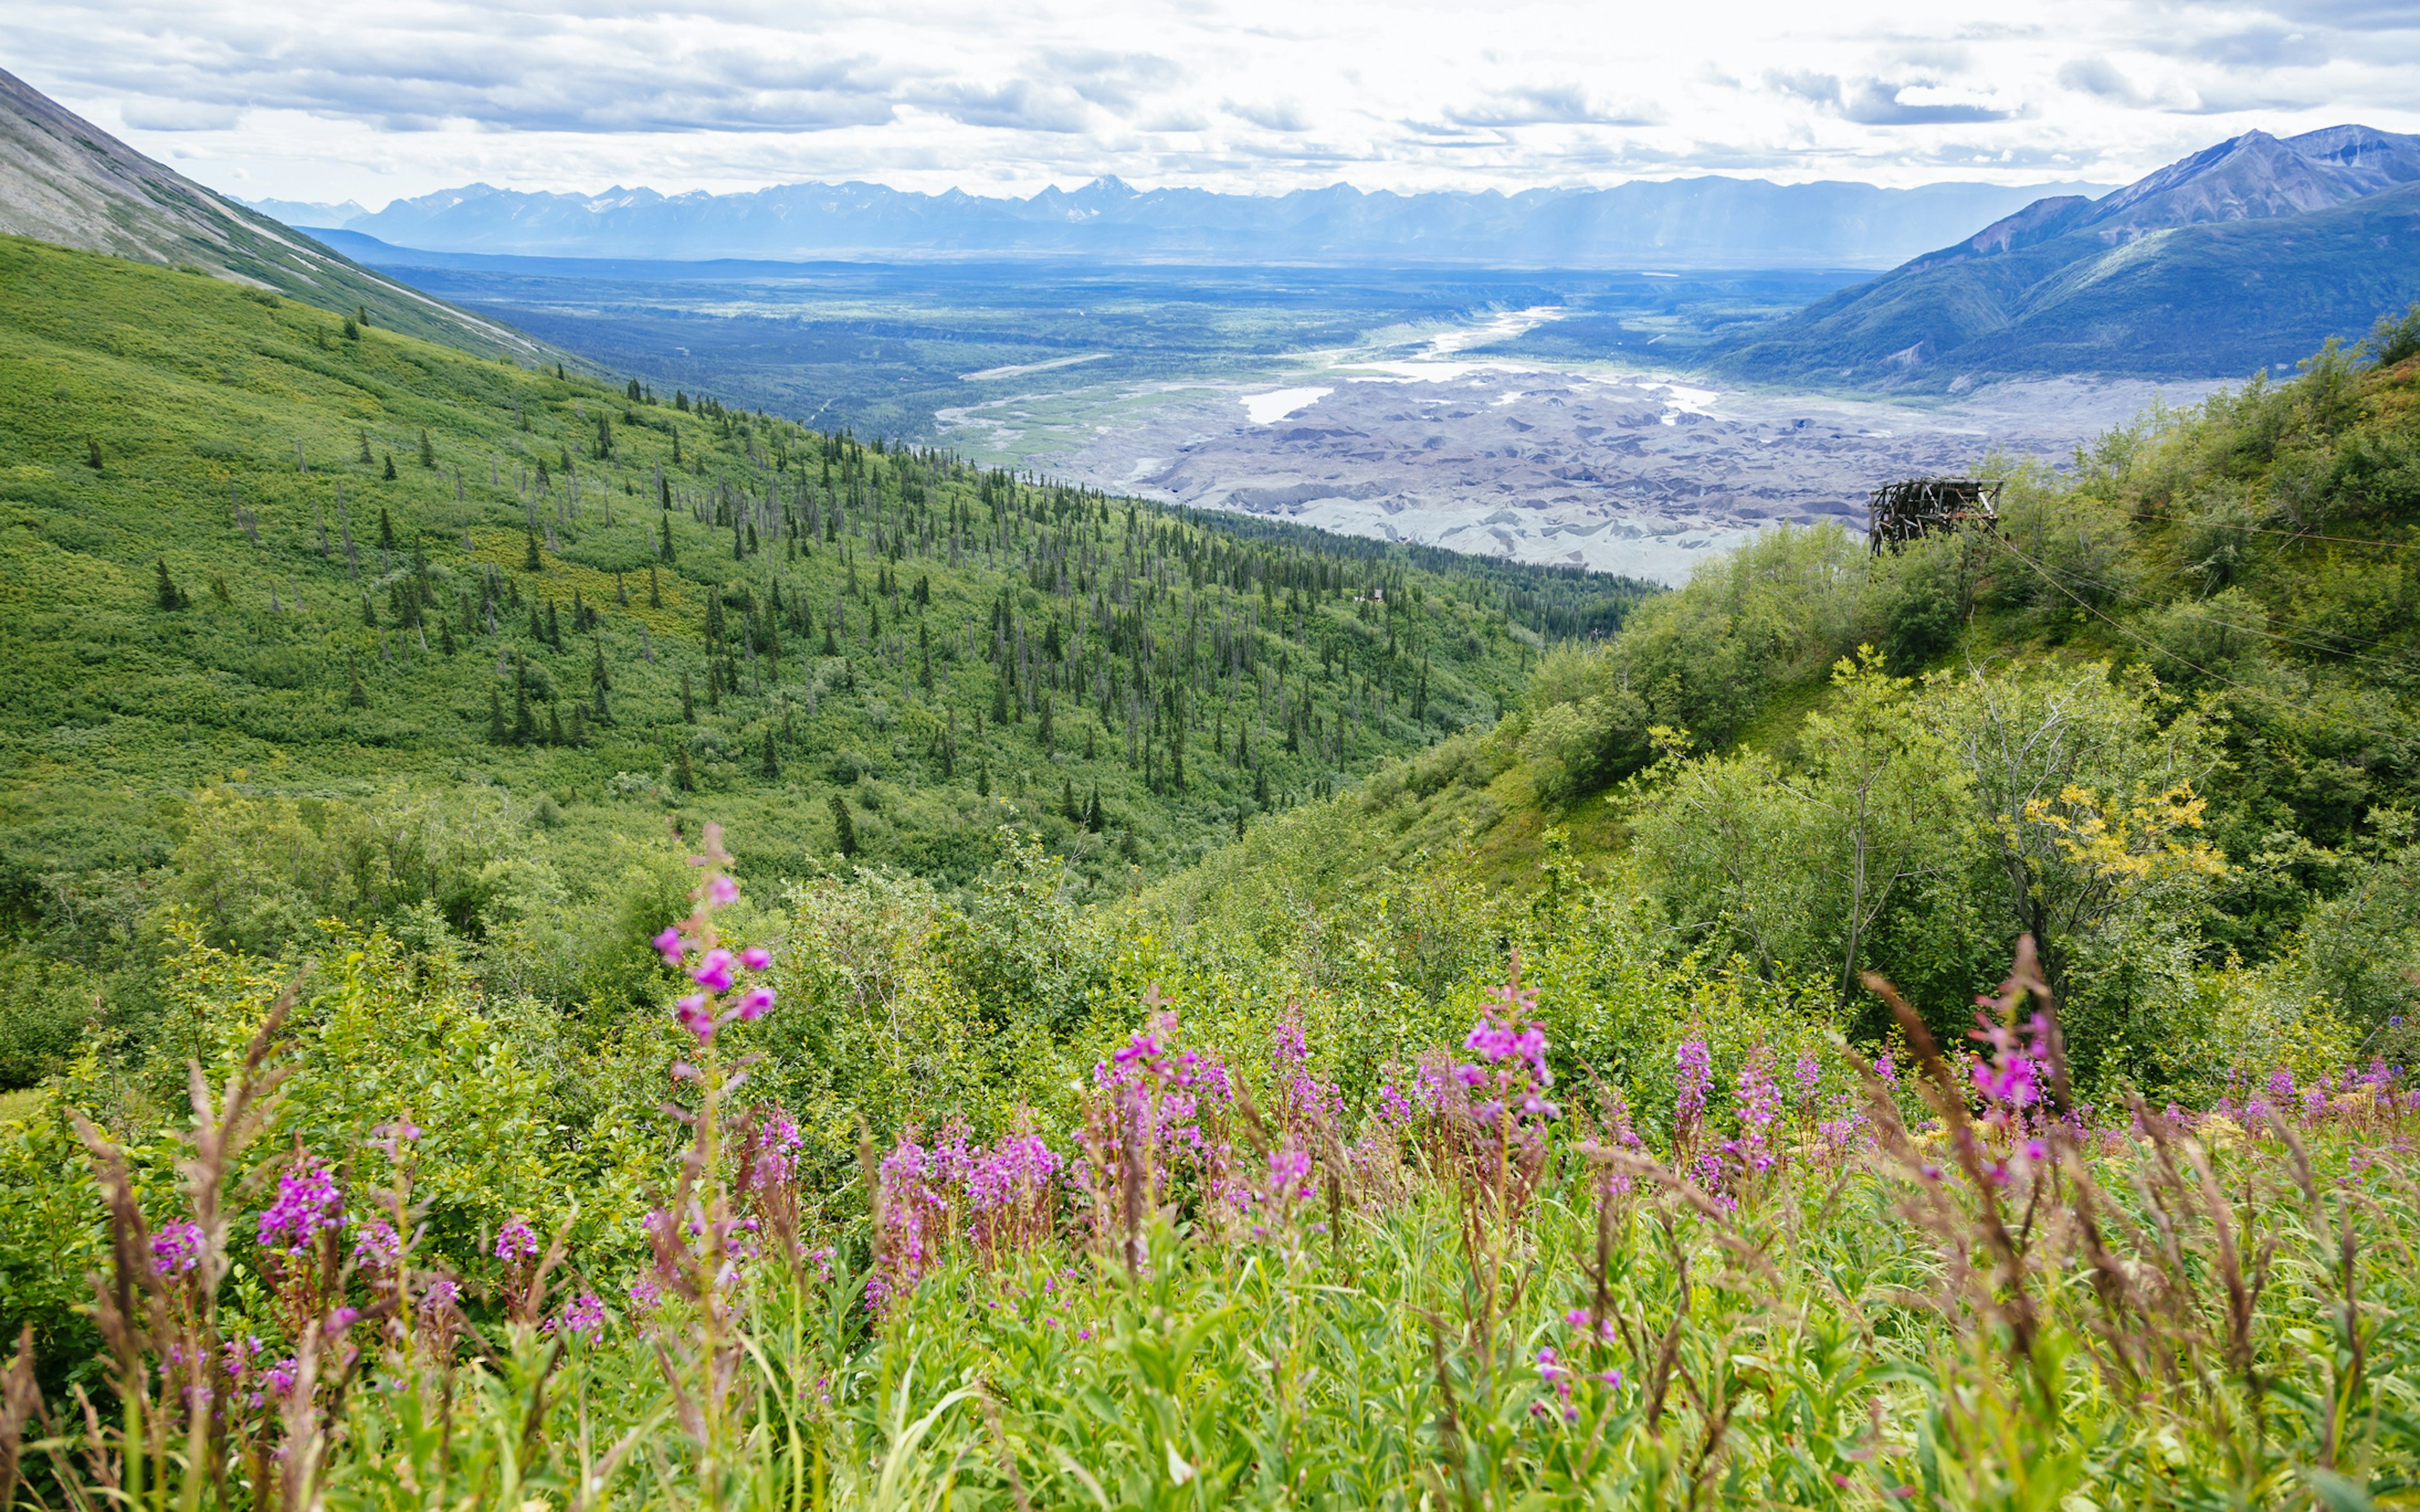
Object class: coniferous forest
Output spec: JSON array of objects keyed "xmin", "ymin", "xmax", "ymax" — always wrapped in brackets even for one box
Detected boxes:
[{"xmin": 4, "ymin": 227, "xmax": 2420, "ymax": 1509}]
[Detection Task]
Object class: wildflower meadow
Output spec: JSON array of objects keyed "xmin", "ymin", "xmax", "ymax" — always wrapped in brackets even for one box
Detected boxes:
[{"xmin": 2, "ymin": 828, "xmax": 2415, "ymax": 1511}]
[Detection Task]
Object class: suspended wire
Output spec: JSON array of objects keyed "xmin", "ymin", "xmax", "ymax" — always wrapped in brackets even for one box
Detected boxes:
[
  {"xmin": 1983, "ymin": 532, "xmax": 2414, "ymax": 750},
  {"xmin": 1986, "ymin": 529, "xmax": 2420, "ymax": 676},
  {"xmin": 2092, "ymin": 505, "xmax": 2419, "ymax": 554}
]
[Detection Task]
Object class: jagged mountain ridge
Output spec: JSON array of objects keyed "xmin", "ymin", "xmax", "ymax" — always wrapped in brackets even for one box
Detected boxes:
[
  {"xmin": 1712, "ymin": 124, "xmax": 2420, "ymax": 386},
  {"xmin": 0, "ymin": 67, "xmax": 546, "ymax": 362},
  {"xmin": 255, "ymin": 174, "xmax": 2113, "ymax": 270}
]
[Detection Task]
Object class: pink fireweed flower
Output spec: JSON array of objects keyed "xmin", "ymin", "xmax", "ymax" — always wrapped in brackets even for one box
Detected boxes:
[
  {"xmin": 1722, "ymin": 1050, "xmax": 1782, "ymax": 1176},
  {"xmin": 689, "ymin": 948, "xmax": 735, "ymax": 994},
  {"xmin": 1674, "ymin": 1038, "xmax": 1713, "ymax": 1143},
  {"xmin": 652, "ymin": 927, "xmax": 686, "ymax": 965},
  {"xmin": 553, "ymin": 1291, "xmax": 606, "ymax": 1344},
  {"xmin": 737, "ymin": 985, "xmax": 776, "ymax": 1020},
  {"xmin": 350, "ymin": 1220, "xmax": 401, "ymax": 1273},
  {"xmin": 676, "ymin": 994, "xmax": 715, "ymax": 1043},
  {"xmin": 708, "ymin": 874, "xmax": 739, "ymax": 905},
  {"xmin": 740, "ymin": 946, "xmax": 772, "ymax": 971},
  {"xmin": 325, "ymin": 1307, "xmax": 359, "ymax": 1333},
  {"xmin": 418, "ymin": 1278, "xmax": 461, "ymax": 1314},
  {"xmin": 256, "ymin": 1161, "xmax": 343, "ymax": 1253},
  {"xmin": 495, "ymin": 1216, "xmax": 540, "ymax": 1264},
  {"xmin": 153, "ymin": 1221, "xmax": 204, "ymax": 1276}
]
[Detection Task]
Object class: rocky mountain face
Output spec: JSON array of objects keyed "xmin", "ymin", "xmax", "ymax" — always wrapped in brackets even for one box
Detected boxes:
[
  {"xmin": 1713, "ymin": 125, "xmax": 2420, "ymax": 386},
  {"xmin": 0, "ymin": 68, "xmax": 545, "ymax": 362}
]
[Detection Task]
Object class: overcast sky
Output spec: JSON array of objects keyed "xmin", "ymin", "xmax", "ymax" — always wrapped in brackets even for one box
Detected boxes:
[{"xmin": 6, "ymin": 0, "xmax": 2416, "ymax": 207}]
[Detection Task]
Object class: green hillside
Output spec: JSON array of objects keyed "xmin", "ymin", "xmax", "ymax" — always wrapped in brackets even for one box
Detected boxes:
[
  {"xmin": 1330, "ymin": 311, "xmax": 2420, "ymax": 1080},
  {"xmin": 0, "ymin": 233, "xmax": 1651, "ymax": 1080},
  {"xmin": 1714, "ymin": 183, "xmax": 2420, "ymax": 386},
  {"xmin": 0, "ymin": 236, "xmax": 2417, "ymax": 1512}
]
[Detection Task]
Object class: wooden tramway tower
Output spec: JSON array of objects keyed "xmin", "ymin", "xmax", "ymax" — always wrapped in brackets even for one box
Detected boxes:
[{"xmin": 1865, "ymin": 477, "xmax": 2004, "ymax": 554}]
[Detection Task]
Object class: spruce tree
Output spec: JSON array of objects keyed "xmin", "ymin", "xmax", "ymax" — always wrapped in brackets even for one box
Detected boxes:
[
  {"xmin": 548, "ymin": 704, "xmax": 565, "ymax": 746},
  {"xmin": 85, "ymin": 436, "xmax": 102, "ymax": 471},
  {"xmin": 346, "ymin": 657, "xmax": 367, "ymax": 708},
  {"xmin": 379, "ymin": 507, "xmax": 395, "ymax": 551},
  {"xmin": 1086, "ymin": 784, "xmax": 1102, "ymax": 831},
  {"xmin": 659, "ymin": 517, "xmax": 676, "ymax": 563},
  {"xmin": 488, "ymin": 689, "xmax": 507, "ymax": 743},
  {"xmin": 545, "ymin": 600, "xmax": 562, "ymax": 649},
  {"xmin": 674, "ymin": 742, "xmax": 696, "ymax": 791},
  {"xmin": 512, "ymin": 682, "xmax": 536, "ymax": 745},
  {"xmin": 761, "ymin": 730, "xmax": 780, "ymax": 779},
  {"xmin": 829, "ymin": 793, "xmax": 858, "ymax": 857},
  {"xmin": 572, "ymin": 704, "xmax": 589, "ymax": 745},
  {"xmin": 648, "ymin": 565, "xmax": 663, "ymax": 608},
  {"xmin": 991, "ymin": 673, "xmax": 1010, "ymax": 726},
  {"xmin": 976, "ymin": 762, "xmax": 991, "ymax": 798},
  {"xmin": 680, "ymin": 669, "xmax": 696, "ymax": 721},
  {"xmin": 525, "ymin": 529, "xmax": 543, "ymax": 571},
  {"xmin": 439, "ymin": 620, "xmax": 456, "ymax": 656},
  {"xmin": 1039, "ymin": 696, "xmax": 1054, "ymax": 752},
  {"xmin": 419, "ymin": 428, "xmax": 435, "ymax": 467},
  {"xmin": 154, "ymin": 558, "xmax": 184, "ymax": 610}
]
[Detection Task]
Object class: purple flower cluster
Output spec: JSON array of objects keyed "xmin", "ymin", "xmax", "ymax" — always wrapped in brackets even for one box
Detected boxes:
[
  {"xmin": 256, "ymin": 1161, "xmax": 343, "ymax": 1254},
  {"xmin": 1674, "ymin": 1038, "xmax": 1713, "ymax": 1150},
  {"xmin": 495, "ymin": 1215, "xmax": 539, "ymax": 1264},
  {"xmin": 872, "ymin": 1121, "xmax": 1072, "ymax": 1305},
  {"xmin": 153, "ymin": 1220, "xmax": 204, "ymax": 1277},
  {"xmin": 1722, "ymin": 1051, "xmax": 1782, "ymax": 1177},
  {"xmin": 1969, "ymin": 1007, "xmax": 2049, "ymax": 1109},
  {"xmin": 654, "ymin": 834, "xmax": 777, "ymax": 1048},
  {"xmin": 749, "ymin": 1104, "xmax": 804, "ymax": 1188},
  {"xmin": 351, "ymin": 1219, "xmax": 401, "ymax": 1274},
  {"xmin": 551, "ymin": 1290, "xmax": 606, "ymax": 1344},
  {"xmin": 1456, "ymin": 987, "xmax": 1558, "ymax": 1125}
]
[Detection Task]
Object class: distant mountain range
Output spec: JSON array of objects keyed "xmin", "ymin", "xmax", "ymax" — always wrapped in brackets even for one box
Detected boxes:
[
  {"xmin": 0, "ymin": 69, "xmax": 546, "ymax": 362},
  {"xmin": 247, "ymin": 176, "xmax": 2115, "ymax": 270},
  {"xmin": 1713, "ymin": 125, "xmax": 2420, "ymax": 385}
]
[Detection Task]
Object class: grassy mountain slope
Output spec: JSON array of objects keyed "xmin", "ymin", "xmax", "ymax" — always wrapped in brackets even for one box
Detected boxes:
[
  {"xmin": 0, "ymin": 233, "xmax": 1653, "ymax": 1079},
  {"xmin": 0, "ymin": 68, "xmax": 550, "ymax": 363},
  {"xmin": 1715, "ymin": 181, "xmax": 2420, "ymax": 386}
]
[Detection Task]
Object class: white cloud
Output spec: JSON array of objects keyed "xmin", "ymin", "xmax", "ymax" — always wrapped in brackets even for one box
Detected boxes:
[{"xmin": 3, "ymin": 0, "xmax": 2415, "ymax": 205}]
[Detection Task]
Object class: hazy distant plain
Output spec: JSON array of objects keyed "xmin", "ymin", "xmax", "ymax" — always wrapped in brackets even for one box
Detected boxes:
[{"xmin": 337, "ymin": 244, "xmax": 2205, "ymax": 582}]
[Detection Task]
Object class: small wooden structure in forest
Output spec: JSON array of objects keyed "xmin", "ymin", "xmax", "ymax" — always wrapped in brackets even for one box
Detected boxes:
[{"xmin": 1865, "ymin": 477, "xmax": 2003, "ymax": 554}]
